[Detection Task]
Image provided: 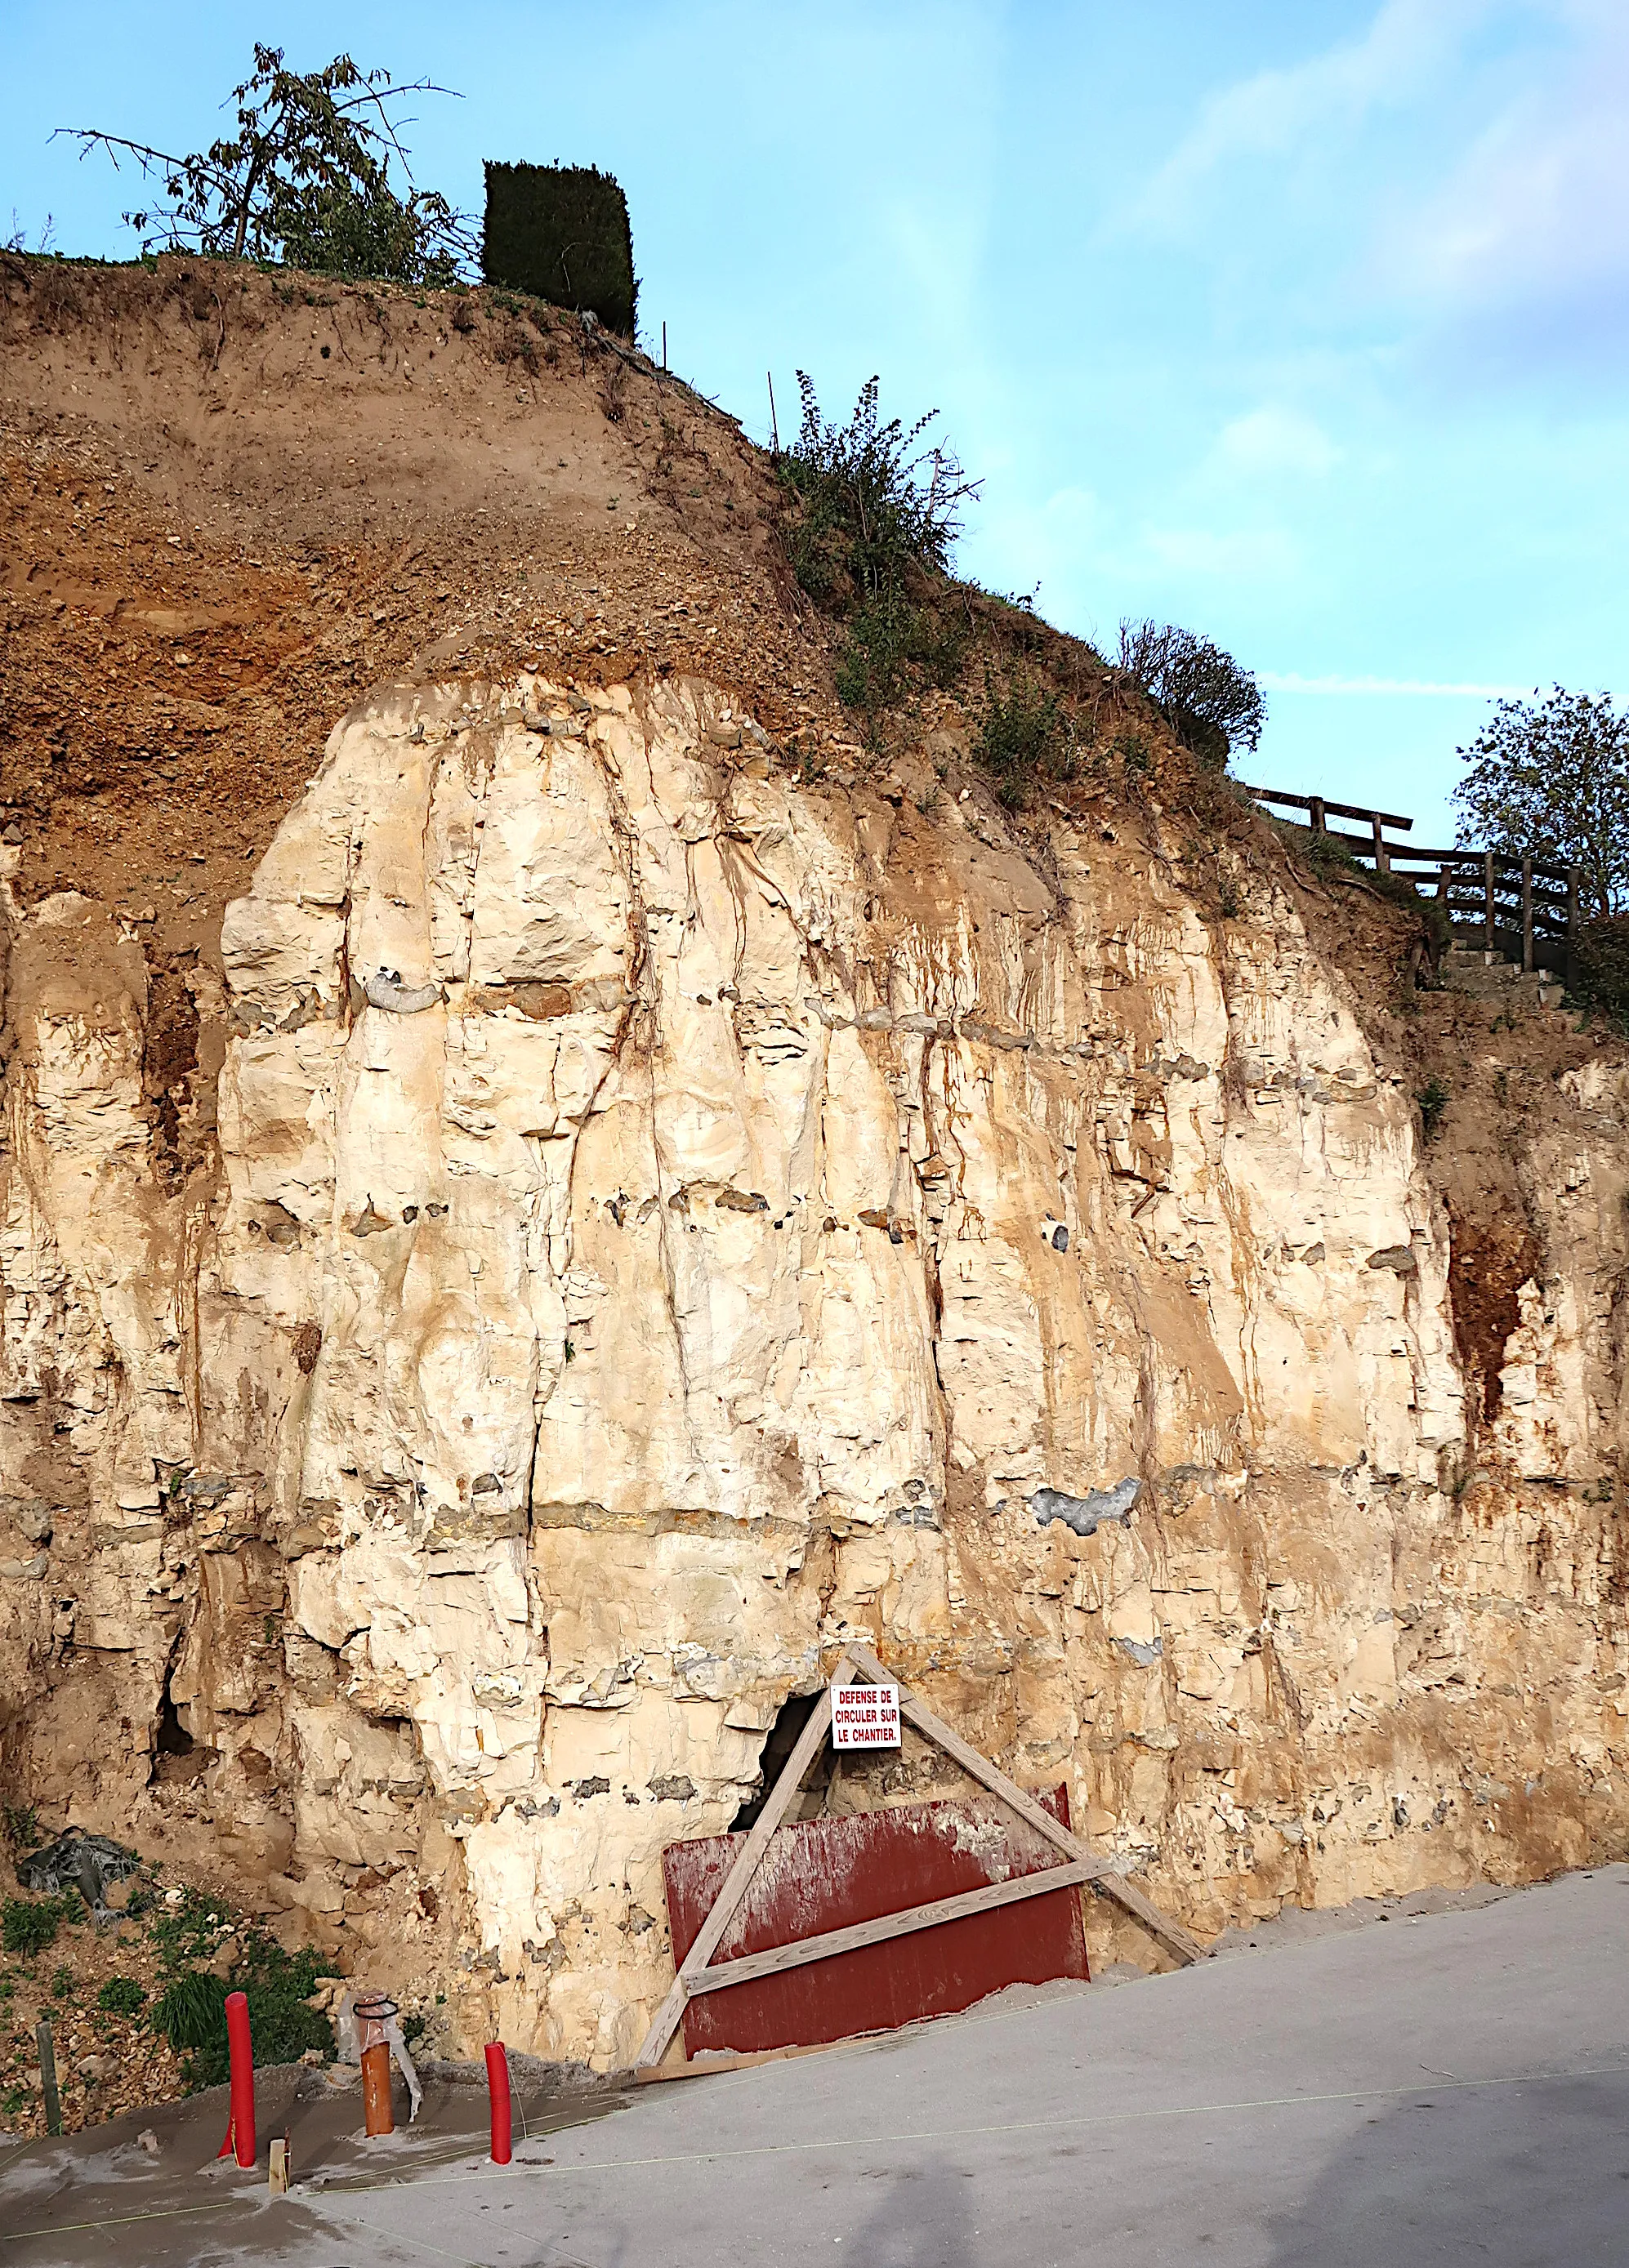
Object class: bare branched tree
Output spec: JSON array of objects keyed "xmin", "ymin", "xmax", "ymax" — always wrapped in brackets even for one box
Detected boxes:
[{"xmin": 56, "ymin": 44, "xmax": 476, "ymax": 285}]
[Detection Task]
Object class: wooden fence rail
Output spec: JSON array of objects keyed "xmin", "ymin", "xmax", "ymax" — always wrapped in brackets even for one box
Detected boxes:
[{"xmin": 1243, "ymin": 784, "xmax": 1581, "ymax": 976}]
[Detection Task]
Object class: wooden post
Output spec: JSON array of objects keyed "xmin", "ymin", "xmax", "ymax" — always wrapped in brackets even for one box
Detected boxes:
[
  {"xmin": 1310, "ymin": 795, "xmax": 1326, "ymax": 838},
  {"xmin": 1371, "ymin": 813, "xmax": 1389, "ymax": 873},
  {"xmin": 633, "ymin": 1655, "xmax": 865, "ymax": 2069},
  {"xmin": 36, "ymin": 2016, "xmax": 61, "ymax": 2137},
  {"xmin": 1521, "ymin": 856, "xmax": 1534, "ymax": 974},
  {"xmin": 1484, "ymin": 849, "xmax": 1496, "ymax": 960}
]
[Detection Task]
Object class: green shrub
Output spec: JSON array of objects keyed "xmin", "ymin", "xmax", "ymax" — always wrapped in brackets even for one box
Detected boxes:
[
  {"xmin": 1118, "ymin": 619, "xmax": 1265, "ymax": 767},
  {"xmin": 1572, "ymin": 915, "xmax": 1629, "ymax": 1028},
  {"xmin": 60, "ymin": 47, "xmax": 475, "ymax": 284},
  {"xmin": 153, "ymin": 1967, "xmax": 229, "ymax": 2055},
  {"xmin": 148, "ymin": 1887, "xmax": 232, "ymax": 1972},
  {"xmin": 977, "ymin": 671, "xmax": 1064, "ymax": 809},
  {"xmin": 49, "ymin": 1964, "xmax": 74, "ymax": 2001},
  {"xmin": 834, "ymin": 595, "xmax": 966, "ymax": 721},
  {"xmin": 2, "ymin": 1897, "xmax": 74, "ymax": 1956},
  {"xmin": 779, "ymin": 375, "xmax": 979, "ymax": 610},
  {"xmin": 481, "ymin": 162, "xmax": 636, "ymax": 336},
  {"xmin": 154, "ymin": 1929, "xmax": 332, "ymax": 2091},
  {"xmin": 97, "ymin": 1976, "xmax": 146, "ymax": 2016},
  {"xmin": 2, "ymin": 1805, "xmax": 41, "ymax": 1854}
]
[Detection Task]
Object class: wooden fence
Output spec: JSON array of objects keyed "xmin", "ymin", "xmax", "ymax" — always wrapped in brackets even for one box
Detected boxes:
[{"xmin": 1243, "ymin": 785, "xmax": 1581, "ymax": 977}]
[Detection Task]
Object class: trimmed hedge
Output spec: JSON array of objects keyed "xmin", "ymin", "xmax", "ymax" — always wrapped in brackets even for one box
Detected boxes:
[{"xmin": 481, "ymin": 162, "xmax": 636, "ymax": 336}]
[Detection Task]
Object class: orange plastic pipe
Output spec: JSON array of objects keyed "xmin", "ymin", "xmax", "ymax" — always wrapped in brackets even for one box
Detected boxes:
[{"xmin": 361, "ymin": 2040, "xmax": 395, "ymax": 2137}]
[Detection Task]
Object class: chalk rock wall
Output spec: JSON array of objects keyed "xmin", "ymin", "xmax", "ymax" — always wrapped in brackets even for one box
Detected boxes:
[{"xmin": 3, "ymin": 675, "xmax": 1627, "ymax": 2067}]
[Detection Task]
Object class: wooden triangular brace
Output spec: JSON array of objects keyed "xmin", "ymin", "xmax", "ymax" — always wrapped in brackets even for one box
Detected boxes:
[
  {"xmin": 843, "ymin": 1639, "xmax": 1204, "ymax": 1972},
  {"xmin": 632, "ymin": 1642, "xmax": 1203, "ymax": 2071}
]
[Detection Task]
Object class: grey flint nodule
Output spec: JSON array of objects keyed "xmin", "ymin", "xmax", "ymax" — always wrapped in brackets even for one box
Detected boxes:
[{"xmin": 1029, "ymin": 1476, "xmax": 1141, "ymax": 1537}]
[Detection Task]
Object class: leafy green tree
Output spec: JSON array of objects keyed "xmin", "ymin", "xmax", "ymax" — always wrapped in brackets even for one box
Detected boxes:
[
  {"xmin": 1116, "ymin": 619, "xmax": 1265, "ymax": 769},
  {"xmin": 1453, "ymin": 687, "xmax": 1629, "ymax": 916},
  {"xmin": 57, "ymin": 45, "xmax": 475, "ymax": 285}
]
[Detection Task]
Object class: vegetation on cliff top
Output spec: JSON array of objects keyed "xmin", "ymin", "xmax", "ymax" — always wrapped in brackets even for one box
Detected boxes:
[
  {"xmin": 58, "ymin": 43, "xmax": 477, "ymax": 284},
  {"xmin": 1455, "ymin": 686, "xmax": 1629, "ymax": 919}
]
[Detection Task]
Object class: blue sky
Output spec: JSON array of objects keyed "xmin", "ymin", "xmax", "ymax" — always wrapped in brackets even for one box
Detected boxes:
[{"xmin": 7, "ymin": 1, "xmax": 1627, "ymax": 843}]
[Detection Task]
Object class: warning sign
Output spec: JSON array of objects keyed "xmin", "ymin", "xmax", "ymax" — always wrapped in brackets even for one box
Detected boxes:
[{"xmin": 831, "ymin": 1681, "xmax": 902, "ymax": 1749}]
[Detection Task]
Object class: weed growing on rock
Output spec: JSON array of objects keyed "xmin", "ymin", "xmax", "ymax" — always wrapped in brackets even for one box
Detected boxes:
[
  {"xmin": 2, "ymin": 1805, "xmax": 41, "ymax": 1854},
  {"xmin": 1111, "ymin": 727, "xmax": 1154, "ymax": 782},
  {"xmin": 97, "ymin": 1976, "xmax": 146, "ymax": 2016},
  {"xmin": 149, "ymin": 1888, "xmax": 233, "ymax": 1971},
  {"xmin": 1417, "ymin": 1076, "xmax": 1450, "ymax": 1138},
  {"xmin": 977, "ymin": 671, "xmax": 1064, "ymax": 809},
  {"xmin": 150, "ymin": 1909, "xmax": 332, "ymax": 2089},
  {"xmin": 834, "ymin": 595, "xmax": 966, "ymax": 732},
  {"xmin": 2, "ymin": 1898, "xmax": 74, "ymax": 1957},
  {"xmin": 779, "ymin": 374, "xmax": 979, "ymax": 608}
]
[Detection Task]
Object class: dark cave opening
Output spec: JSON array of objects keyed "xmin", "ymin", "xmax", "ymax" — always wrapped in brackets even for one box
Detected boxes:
[{"xmin": 730, "ymin": 1690, "xmax": 835, "ymax": 1832}]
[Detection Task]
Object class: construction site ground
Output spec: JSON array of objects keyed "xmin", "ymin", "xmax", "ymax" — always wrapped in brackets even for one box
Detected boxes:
[{"xmin": 2, "ymin": 1863, "xmax": 1625, "ymax": 2266}]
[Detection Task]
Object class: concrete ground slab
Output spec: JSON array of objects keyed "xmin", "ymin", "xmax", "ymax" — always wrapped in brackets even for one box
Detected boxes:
[{"xmin": 3, "ymin": 1864, "xmax": 1627, "ymax": 2266}]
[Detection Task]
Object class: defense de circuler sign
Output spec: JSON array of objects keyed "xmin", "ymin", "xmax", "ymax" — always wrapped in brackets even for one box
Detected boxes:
[{"xmin": 830, "ymin": 1681, "xmax": 902, "ymax": 1749}]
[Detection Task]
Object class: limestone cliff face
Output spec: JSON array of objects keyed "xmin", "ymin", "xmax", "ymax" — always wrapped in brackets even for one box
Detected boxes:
[{"xmin": 3, "ymin": 674, "xmax": 1627, "ymax": 2067}]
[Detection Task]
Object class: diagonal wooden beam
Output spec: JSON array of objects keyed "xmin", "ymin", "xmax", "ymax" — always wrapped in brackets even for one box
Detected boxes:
[
  {"xmin": 685, "ymin": 1861, "xmax": 1097, "ymax": 1997},
  {"xmin": 842, "ymin": 1640, "xmax": 1204, "ymax": 1968},
  {"xmin": 632, "ymin": 1650, "xmax": 864, "ymax": 2069}
]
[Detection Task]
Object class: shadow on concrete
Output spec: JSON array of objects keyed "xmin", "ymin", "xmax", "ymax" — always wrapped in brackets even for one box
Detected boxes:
[
  {"xmin": 1264, "ymin": 2073, "xmax": 1629, "ymax": 2266},
  {"xmin": 843, "ymin": 2154, "xmax": 980, "ymax": 2268}
]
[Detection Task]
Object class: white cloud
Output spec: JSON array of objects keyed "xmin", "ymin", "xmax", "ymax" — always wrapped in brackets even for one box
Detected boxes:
[
  {"xmin": 1142, "ymin": 525, "xmax": 1302, "ymax": 581},
  {"xmin": 1261, "ymin": 673, "xmax": 1524, "ymax": 695},
  {"xmin": 1378, "ymin": 17, "xmax": 1629, "ymax": 328},
  {"xmin": 1131, "ymin": 0, "xmax": 1493, "ymax": 228},
  {"xmin": 1215, "ymin": 407, "xmax": 1341, "ymax": 479}
]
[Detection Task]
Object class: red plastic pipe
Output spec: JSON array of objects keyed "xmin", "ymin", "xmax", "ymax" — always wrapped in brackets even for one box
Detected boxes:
[
  {"xmin": 225, "ymin": 1990, "xmax": 256, "ymax": 2168},
  {"xmin": 484, "ymin": 2041, "xmax": 512, "ymax": 2164}
]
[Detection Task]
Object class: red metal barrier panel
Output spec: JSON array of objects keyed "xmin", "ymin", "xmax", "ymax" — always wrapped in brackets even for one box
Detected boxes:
[{"xmin": 663, "ymin": 1785, "xmax": 1088, "ymax": 2058}]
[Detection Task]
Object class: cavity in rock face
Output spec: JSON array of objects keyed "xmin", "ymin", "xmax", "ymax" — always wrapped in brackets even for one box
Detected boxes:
[{"xmin": 2, "ymin": 675, "xmax": 1627, "ymax": 2072}]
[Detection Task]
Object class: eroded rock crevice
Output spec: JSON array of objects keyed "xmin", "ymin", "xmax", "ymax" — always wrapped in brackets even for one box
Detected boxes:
[{"xmin": 3, "ymin": 671, "xmax": 1628, "ymax": 2070}]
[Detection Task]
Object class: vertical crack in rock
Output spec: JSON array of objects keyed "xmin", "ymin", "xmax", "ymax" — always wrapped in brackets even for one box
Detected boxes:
[{"xmin": 3, "ymin": 675, "xmax": 1627, "ymax": 2075}]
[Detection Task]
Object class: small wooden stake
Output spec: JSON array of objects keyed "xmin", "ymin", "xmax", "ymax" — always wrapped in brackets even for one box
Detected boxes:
[
  {"xmin": 268, "ymin": 2137, "xmax": 289, "ymax": 2194},
  {"xmin": 35, "ymin": 2017, "xmax": 61, "ymax": 2137}
]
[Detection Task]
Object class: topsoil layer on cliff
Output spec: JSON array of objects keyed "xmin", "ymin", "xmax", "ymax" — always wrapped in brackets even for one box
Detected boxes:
[{"xmin": 0, "ymin": 254, "xmax": 862, "ymax": 952}]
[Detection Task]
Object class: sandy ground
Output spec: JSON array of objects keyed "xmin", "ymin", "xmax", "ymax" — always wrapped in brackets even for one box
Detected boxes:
[{"xmin": 3, "ymin": 1863, "xmax": 1626, "ymax": 2266}]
